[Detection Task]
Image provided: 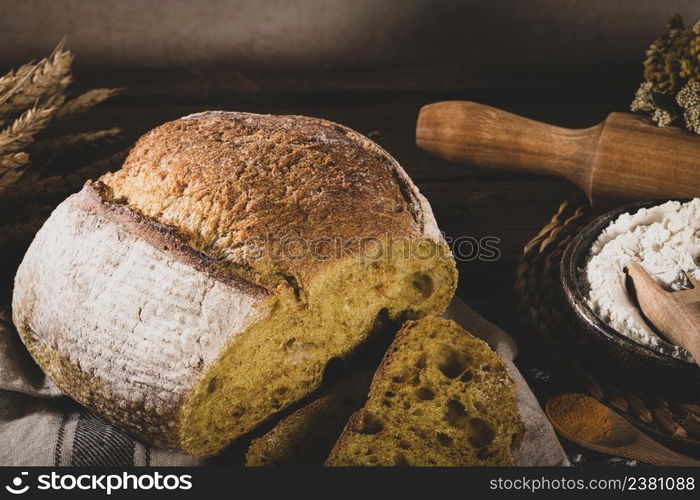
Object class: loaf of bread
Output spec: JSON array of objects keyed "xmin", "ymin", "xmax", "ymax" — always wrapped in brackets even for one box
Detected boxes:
[
  {"xmin": 325, "ymin": 317, "xmax": 523, "ymax": 466},
  {"xmin": 12, "ymin": 112, "xmax": 457, "ymax": 456}
]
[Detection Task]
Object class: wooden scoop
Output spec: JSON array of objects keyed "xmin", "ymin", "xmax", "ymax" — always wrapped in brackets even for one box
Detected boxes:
[
  {"xmin": 626, "ymin": 263, "xmax": 700, "ymax": 365},
  {"xmin": 416, "ymin": 101, "xmax": 700, "ymax": 208},
  {"xmin": 546, "ymin": 394, "xmax": 700, "ymax": 466}
]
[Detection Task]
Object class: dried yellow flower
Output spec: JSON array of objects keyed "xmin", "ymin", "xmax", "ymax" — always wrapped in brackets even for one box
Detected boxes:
[
  {"xmin": 652, "ymin": 108, "xmax": 673, "ymax": 127},
  {"xmin": 633, "ymin": 15, "xmax": 700, "ymax": 133},
  {"xmin": 630, "ymin": 82, "xmax": 655, "ymax": 112}
]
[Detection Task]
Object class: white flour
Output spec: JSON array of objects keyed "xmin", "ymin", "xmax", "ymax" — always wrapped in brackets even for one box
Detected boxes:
[{"xmin": 580, "ymin": 199, "xmax": 700, "ymax": 363}]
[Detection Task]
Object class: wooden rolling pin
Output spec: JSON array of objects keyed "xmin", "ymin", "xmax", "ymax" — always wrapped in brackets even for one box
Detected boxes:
[{"xmin": 416, "ymin": 101, "xmax": 700, "ymax": 207}]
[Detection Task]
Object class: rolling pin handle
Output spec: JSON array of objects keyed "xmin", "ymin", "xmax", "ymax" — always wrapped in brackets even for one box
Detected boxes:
[{"xmin": 416, "ymin": 101, "xmax": 601, "ymax": 200}]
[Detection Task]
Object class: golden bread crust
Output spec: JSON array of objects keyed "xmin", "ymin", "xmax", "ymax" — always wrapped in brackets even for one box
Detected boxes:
[{"xmin": 102, "ymin": 112, "xmax": 428, "ymax": 289}]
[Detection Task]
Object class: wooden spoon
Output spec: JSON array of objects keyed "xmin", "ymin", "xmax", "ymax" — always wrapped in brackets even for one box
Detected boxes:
[
  {"xmin": 626, "ymin": 262, "xmax": 700, "ymax": 365},
  {"xmin": 546, "ymin": 394, "xmax": 700, "ymax": 466}
]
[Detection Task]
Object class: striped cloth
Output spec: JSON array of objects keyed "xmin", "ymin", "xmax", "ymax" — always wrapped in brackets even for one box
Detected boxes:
[{"xmin": 0, "ymin": 311, "xmax": 205, "ymax": 466}]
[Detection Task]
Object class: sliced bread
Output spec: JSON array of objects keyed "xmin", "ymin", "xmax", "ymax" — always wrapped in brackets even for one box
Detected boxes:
[
  {"xmin": 245, "ymin": 391, "xmax": 363, "ymax": 466},
  {"xmin": 246, "ymin": 308, "xmax": 407, "ymax": 466},
  {"xmin": 325, "ymin": 317, "xmax": 524, "ymax": 466}
]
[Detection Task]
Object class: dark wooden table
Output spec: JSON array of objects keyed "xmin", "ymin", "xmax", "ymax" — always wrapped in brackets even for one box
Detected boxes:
[{"xmin": 6, "ymin": 65, "xmax": 645, "ymax": 465}]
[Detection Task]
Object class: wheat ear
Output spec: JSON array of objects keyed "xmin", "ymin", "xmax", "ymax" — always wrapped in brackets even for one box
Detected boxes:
[
  {"xmin": 56, "ymin": 88, "xmax": 122, "ymax": 120},
  {"xmin": 33, "ymin": 127, "xmax": 121, "ymax": 156},
  {"xmin": 0, "ymin": 60, "xmax": 39, "ymax": 101},
  {"xmin": 2, "ymin": 148, "xmax": 128, "ymax": 202},
  {"xmin": 0, "ymin": 152, "xmax": 30, "ymax": 170},
  {"xmin": 0, "ymin": 44, "xmax": 73, "ymax": 116},
  {"xmin": 0, "ymin": 105, "xmax": 56, "ymax": 154}
]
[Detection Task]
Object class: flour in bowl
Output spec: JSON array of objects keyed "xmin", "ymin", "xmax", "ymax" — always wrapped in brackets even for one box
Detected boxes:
[{"xmin": 580, "ymin": 199, "xmax": 700, "ymax": 362}]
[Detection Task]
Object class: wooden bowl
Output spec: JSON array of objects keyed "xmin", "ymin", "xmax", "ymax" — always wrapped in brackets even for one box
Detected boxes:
[{"xmin": 559, "ymin": 200, "xmax": 700, "ymax": 399}]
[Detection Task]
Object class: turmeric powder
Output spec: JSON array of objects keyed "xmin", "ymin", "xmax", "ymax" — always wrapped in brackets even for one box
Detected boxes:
[{"xmin": 548, "ymin": 393, "xmax": 612, "ymax": 442}]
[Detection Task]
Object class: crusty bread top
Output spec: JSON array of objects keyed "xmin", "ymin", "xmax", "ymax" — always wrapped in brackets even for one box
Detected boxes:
[{"xmin": 101, "ymin": 112, "xmax": 439, "ymax": 291}]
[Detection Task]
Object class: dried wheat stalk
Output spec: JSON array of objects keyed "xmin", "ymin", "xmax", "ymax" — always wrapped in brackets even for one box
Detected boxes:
[
  {"xmin": 55, "ymin": 88, "xmax": 122, "ymax": 120},
  {"xmin": 0, "ymin": 105, "xmax": 57, "ymax": 193},
  {"xmin": 33, "ymin": 127, "xmax": 121, "ymax": 156},
  {"xmin": 0, "ymin": 152, "xmax": 30, "ymax": 170},
  {"xmin": 4, "ymin": 148, "xmax": 129, "ymax": 203},
  {"xmin": 0, "ymin": 41, "xmax": 124, "ymax": 245},
  {"xmin": 0, "ymin": 149, "xmax": 129, "ymax": 244},
  {"xmin": 0, "ymin": 60, "xmax": 40, "ymax": 105},
  {"xmin": 0, "ymin": 42, "xmax": 73, "ymax": 116},
  {"xmin": 0, "ymin": 105, "xmax": 56, "ymax": 153}
]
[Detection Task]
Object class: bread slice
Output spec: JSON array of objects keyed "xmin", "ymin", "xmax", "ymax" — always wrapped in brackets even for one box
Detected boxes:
[
  {"xmin": 246, "ymin": 306, "xmax": 405, "ymax": 466},
  {"xmin": 325, "ymin": 317, "xmax": 524, "ymax": 466},
  {"xmin": 245, "ymin": 367, "xmax": 373, "ymax": 466},
  {"xmin": 12, "ymin": 112, "xmax": 457, "ymax": 456}
]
